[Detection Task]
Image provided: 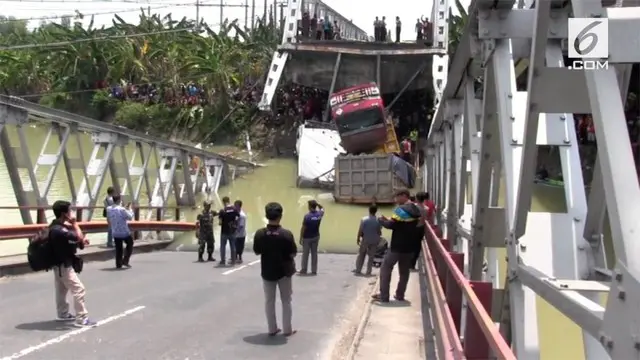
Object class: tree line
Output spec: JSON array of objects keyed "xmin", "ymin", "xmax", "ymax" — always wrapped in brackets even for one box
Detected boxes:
[{"xmin": 0, "ymin": 12, "xmax": 280, "ymax": 143}]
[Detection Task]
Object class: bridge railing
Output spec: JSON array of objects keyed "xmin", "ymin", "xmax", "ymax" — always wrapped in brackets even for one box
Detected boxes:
[
  {"xmin": 0, "ymin": 205, "xmax": 196, "ymax": 242},
  {"xmin": 422, "ymin": 222, "xmax": 516, "ymax": 360},
  {"xmin": 0, "ymin": 220, "xmax": 196, "ymax": 241}
]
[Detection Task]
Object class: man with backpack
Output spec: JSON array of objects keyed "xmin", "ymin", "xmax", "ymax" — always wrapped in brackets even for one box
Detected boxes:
[
  {"xmin": 218, "ymin": 196, "xmax": 239, "ymax": 266},
  {"xmin": 49, "ymin": 200, "xmax": 97, "ymax": 327}
]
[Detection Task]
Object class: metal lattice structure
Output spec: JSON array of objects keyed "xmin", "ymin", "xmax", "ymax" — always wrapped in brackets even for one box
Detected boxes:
[
  {"xmin": 424, "ymin": 0, "xmax": 640, "ymax": 358},
  {"xmin": 258, "ymin": 0, "xmax": 369, "ymax": 110},
  {"xmin": 0, "ymin": 96, "xmax": 258, "ymax": 225}
]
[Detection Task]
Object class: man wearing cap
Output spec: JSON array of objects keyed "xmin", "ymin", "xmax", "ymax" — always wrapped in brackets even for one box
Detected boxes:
[
  {"xmin": 253, "ymin": 202, "xmax": 298, "ymax": 337},
  {"xmin": 196, "ymin": 200, "xmax": 217, "ymax": 262}
]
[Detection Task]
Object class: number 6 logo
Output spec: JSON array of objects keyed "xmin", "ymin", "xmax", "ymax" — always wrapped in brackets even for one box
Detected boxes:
[
  {"xmin": 573, "ymin": 21, "xmax": 602, "ymax": 56},
  {"xmin": 568, "ymin": 18, "xmax": 609, "ymax": 59}
]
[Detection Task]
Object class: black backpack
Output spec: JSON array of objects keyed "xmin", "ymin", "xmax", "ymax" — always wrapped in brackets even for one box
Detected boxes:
[{"xmin": 27, "ymin": 227, "xmax": 55, "ymax": 272}]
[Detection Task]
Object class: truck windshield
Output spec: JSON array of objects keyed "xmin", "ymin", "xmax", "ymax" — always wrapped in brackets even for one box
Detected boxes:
[{"xmin": 335, "ymin": 108, "xmax": 384, "ymax": 133}]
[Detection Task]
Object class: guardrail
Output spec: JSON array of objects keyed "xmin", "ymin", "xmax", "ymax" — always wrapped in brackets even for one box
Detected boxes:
[
  {"xmin": 423, "ymin": 222, "xmax": 516, "ymax": 360},
  {"xmin": 0, "ymin": 205, "xmax": 191, "ymax": 224},
  {"xmin": 0, "ymin": 221, "xmax": 196, "ymax": 241},
  {"xmin": 0, "ymin": 205, "xmax": 197, "ymax": 241}
]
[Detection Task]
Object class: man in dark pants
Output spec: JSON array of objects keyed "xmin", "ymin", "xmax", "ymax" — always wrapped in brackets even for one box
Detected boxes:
[
  {"xmin": 218, "ymin": 196, "xmax": 239, "ymax": 265},
  {"xmin": 411, "ymin": 191, "xmax": 429, "ymax": 270},
  {"xmin": 372, "ymin": 189, "xmax": 422, "ymax": 302},
  {"xmin": 105, "ymin": 194, "xmax": 134, "ymax": 269},
  {"xmin": 253, "ymin": 202, "xmax": 297, "ymax": 337},
  {"xmin": 196, "ymin": 200, "xmax": 217, "ymax": 262},
  {"xmin": 234, "ymin": 200, "xmax": 247, "ymax": 263}
]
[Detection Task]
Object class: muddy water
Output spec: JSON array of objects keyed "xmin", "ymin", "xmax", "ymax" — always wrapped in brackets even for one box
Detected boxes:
[{"xmin": 0, "ymin": 125, "xmax": 392, "ymax": 256}]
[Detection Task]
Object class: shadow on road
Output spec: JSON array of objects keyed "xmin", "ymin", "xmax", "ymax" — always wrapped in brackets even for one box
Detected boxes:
[
  {"xmin": 242, "ymin": 333, "xmax": 289, "ymax": 346},
  {"xmin": 15, "ymin": 320, "xmax": 74, "ymax": 332}
]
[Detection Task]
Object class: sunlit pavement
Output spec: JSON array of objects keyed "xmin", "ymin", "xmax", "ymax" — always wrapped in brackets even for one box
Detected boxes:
[{"xmin": 0, "ymin": 252, "xmax": 372, "ymax": 360}]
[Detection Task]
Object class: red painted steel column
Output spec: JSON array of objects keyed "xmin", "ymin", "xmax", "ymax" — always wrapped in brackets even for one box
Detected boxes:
[
  {"xmin": 446, "ymin": 252, "xmax": 464, "ymax": 333},
  {"xmin": 463, "ymin": 281, "xmax": 493, "ymax": 359},
  {"xmin": 437, "ymin": 238, "xmax": 450, "ymax": 289}
]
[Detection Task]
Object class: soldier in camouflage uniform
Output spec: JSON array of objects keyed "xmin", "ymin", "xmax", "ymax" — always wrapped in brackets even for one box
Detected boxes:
[{"xmin": 196, "ymin": 200, "xmax": 217, "ymax": 262}]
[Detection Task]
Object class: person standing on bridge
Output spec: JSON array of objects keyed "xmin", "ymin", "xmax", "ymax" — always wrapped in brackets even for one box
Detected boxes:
[
  {"xmin": 299, "ymin": 200, "xmax": 324, "ymax": 275},
  {"xmin": 411, "ymin": 192, "xmax": 429, "ymax": 271},
  {"xmin": 253, "ymin": 202, "xmax": 297, "ymax": 337},
  {"xmin": 103, "ymin": 186, "xmax": 115, "ymax": 248},
  {"xmin": 50, "ymin": 200, "xmax": 97, "ymax": 327},
  {"xmin": 395, "ymin": 16, "xmax": 402, "ymax": 43},
  {"xmin": 234, "ymin": 199, "xmax": 247, "ymax": 263},
  {"xmin": 106, "ymin": 194, "xmax": 134, "ymax": 269},
  {"xmin": 218, "ymin": 196, "xmax": 239, "ymax": 266},
  {"xmin": 372, "ymin": 189, "xmax": 421, "ymax": 302},
  {"xmin": 374, "ymin": 16, "xmax": 381, "ymax": 41},
  {"xmin": 196, "ymin": 200, "xmax": 217, "ymax": 262},
  {"xmin": 354, "ymin": 205, "xmax": 382, "ymax": 276}
]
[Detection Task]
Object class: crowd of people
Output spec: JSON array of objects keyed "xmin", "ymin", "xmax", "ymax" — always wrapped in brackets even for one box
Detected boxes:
[
  {"xmin": 36, "ymin": 177, "xmax": 436, "ymax": 336},
  {"xmin": 372, "ymin": 16, "xmax": 433, "ymax": 44},
  {"xmin": 298, "ymin": 12, "xmax": 342, "ymax": 40}
]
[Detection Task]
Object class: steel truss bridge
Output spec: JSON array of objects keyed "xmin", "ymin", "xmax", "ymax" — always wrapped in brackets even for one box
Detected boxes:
[
  {"xmin": 0, "ymin": 95, "xmax": 259, "ymax": 226},
  {"xmin": 424, "ymin": 0, "xmax": 640, "ymax": 359}
]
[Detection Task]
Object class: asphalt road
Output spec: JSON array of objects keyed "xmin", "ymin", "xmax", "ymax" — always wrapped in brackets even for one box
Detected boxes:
[{"xmin": 0, "ymin": 251, "xmax": 373, "ymax": 360}]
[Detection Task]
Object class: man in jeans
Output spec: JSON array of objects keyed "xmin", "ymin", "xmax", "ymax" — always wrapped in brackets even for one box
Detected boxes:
[
  {"xmin": 103, "ymin": 187, "xmax": 115, "ymax": 247},
  {"xmin": 50, "ymin": 200, "xmax": 97, "ymax": 327},
  {"xmin": 372, "ymin": 189, "xmax": 422, "ymax": 302},
  {"xmin": 299, "ymin": 200, "xmax": 324, "ymax": 275},
  {"xmin": 253, "ymin": 202, "xmax": 297, "ymax": 337},
  {"xmin": 106, "ymin": 194, "xmax": 134, "ymax": 269},
  {"xmin": 354, "ymin": 205, "xmax": 382, "ymax": 276},
  {"xmin": 218, "ymin": 196, "xmax": 239, "ymax": 266}
]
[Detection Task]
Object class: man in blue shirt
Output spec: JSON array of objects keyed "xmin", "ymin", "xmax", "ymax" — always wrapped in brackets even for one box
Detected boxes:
[
  {"xmin": 299, "ymin": 200, "xmax": 324, "ymax": 275},
  {"xmin": 106, "ymin": 194, "xmax": 134, "ymax": 269}
]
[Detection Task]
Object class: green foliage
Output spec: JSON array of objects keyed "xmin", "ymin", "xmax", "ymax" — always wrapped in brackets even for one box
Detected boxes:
[
  {"xmin": 0, "ymin": 13, "xmax": 281, "ymax": 143},
  {"xmin": 448, "ymin": 0, "xmax": 468, "ymax": 57}
]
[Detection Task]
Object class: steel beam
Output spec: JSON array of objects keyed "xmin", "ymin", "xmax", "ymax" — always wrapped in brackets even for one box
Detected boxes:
[{"xmin": 425, "ymin": 0, "xmax": 640, "ymax": 357}]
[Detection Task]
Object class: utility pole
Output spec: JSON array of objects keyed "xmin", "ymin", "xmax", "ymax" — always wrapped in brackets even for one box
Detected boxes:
[
  {"xmin": 273, "ymin": 0, "xmax": 277, "ymax": 29},
  {"xmin": 244, "ymin": 0, "xmax": 248, "ymax": 29},
  {"xmin": 263, "ymin": 0, "xmax": 267, "ymax": 23},
  {"xmin": 279, "ymin": 1, "xmax": 284, "ymax": 33},
  {"xmin": 251, "ymin": 0, "xmax": 255, "ymax": 30},
  {"xmin": 220, "ymin": 0, "xmax": 224, "ymax": 28},
  {"xmin": 196, "ymin": 0, "xmax": 200, "ymax": 29}
]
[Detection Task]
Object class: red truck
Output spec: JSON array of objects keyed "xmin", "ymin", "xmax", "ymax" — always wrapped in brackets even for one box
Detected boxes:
[{"xmin": 329, "ymin": 83, "xmax": 388, "ymax": 153}]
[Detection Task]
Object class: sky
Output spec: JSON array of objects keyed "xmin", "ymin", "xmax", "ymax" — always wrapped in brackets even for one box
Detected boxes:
[{"xmin": 0, "ymin": 0, "xmax": 435, "ymax": 41}]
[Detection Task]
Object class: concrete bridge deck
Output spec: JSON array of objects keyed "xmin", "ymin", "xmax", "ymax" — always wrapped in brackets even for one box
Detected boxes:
[
  {"xmin": 284, "ymin": 42, "xmax": 445, "ymax": 94},
  {"xmin": 0, "ymin": 252, "xmax": 427, "ymax": 360}
]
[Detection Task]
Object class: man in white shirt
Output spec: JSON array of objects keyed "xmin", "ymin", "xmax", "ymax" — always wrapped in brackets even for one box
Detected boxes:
[
  {"xmin": 106, "ymin": 194, "xmax": 134, "ymax": 269},
  {"xmin": 234, "ymin": 200, "xmax": 248, "ymax": 263}
]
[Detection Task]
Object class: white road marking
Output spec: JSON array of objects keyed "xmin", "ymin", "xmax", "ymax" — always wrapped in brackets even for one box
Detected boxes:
[
  {"xmin": 1, "ymin": 306, "xmax": 146, "ymax": 360},
  {"xmin": 221, "ymin": 259, "xmax": 260, "ymax": 275},
  {"xmin": 176, "ymin": 244, "xmax": 184, "ymax": 251},
  {"xmin": 222, "ymin": 265, "xmax": 248, "ymax": 275}
]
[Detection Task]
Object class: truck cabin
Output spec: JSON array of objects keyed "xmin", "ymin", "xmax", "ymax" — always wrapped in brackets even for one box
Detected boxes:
[{"xmin": 330, "ymin": 84, "xmax": 387, "ymax": 153}]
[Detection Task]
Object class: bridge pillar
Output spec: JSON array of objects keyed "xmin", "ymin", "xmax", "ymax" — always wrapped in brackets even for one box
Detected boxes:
[
  {"xmin": 426, "ymin": 1, "xmax": 640, "ymax": 359},
  {"xmin": 259, "ymin": 0, "xmax": 368, "ymax": 111}
]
